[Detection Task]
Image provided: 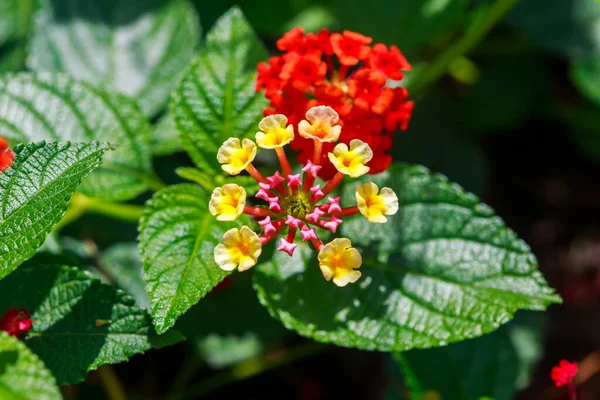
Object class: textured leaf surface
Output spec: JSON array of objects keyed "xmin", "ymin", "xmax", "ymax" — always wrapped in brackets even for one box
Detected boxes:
[
  {"xmin": 0, "ymin": 73, "xmax": 154, "ymax": 201},
  {"xmin": 28, "ymin": 0, "xmax": 200, "ymax": 116},
  {"xmin": 0, "ymin": 264, "xmax": 183, "ymax": 385},
  {"xmin": 99, "ymin": 243, "xmax": 150, "ymax": 309},
  {"xmin": 171, "ymin": 6, "xmax": 268, "ymax": 172},
  {"xmin": 0, "ymin": 332, "xmax": 61, "ymax": 400},
  {"xmin": 253, "ymin": 164, "xmax": 560, "ymax": 351},
  {"xmin": 571, "ymin": 56, "xmax": 600, "ymax": 106},
  {"xmin": 139, "ymin": 184, "xmax": 237, "ymax": 334},
  {"xmin": 0, "ymin": 141, "xmax": 109, "ymax": 278}
]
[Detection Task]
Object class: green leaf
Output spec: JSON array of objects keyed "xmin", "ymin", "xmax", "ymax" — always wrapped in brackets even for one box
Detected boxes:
[
  {"xmin": 139, "ymin": 184, "xmax": 237, "ymax": 334},
  {"xmin": 571, "ymin": 56, "xmax": 600, "ymax": 106},
  {"xmin": 253, "ymin": 164, "xmax": 560, "ymax": 351},
  {"xmin": 507, "ymin": 0, "xmax": 600, "ymax": 59},
  {"xmin": 0, "ymin": 73, "xmax": 155, "ymax": 201},
  {"xmin": 171, "ymin": 6, "xmax": 268, "ymax": 173},
  {"xmin": 99, "ymin": 243, "xmax": 150, "ymax": 309},
  {"xmin": 392, "ymin": 331, "xmax": 517, "ymax": 400},
  {"xmin": 0, "ymin": 263, "xmax": 184, "ymax": 385},
  {"xmin": 0, "ymin": 0, "xmax": 34, "ymax": 46},
  {"xmin": 152, "ymin": 113, "xmax": 181, "ymax": 156},
  {"xmin": 387, "ymin": 313, "xmax": 544, "ymax": 400},
  {"xmin": 0, "ymin": 332, "xmax": 61, "ymax": 400},
  {"xmin": 28, "ymin": 0, "xmax": 200, "ymax": 116},
  {"xmin": 177, "ymin": 272, "xmax": 286, "ymax": 368},
  {"xmin": 176, "ymin": 167, "xmax": 259, "ymax": 193},
  {"xmin": 334, "ymin": 0, "xmax": 467, "ymax": 54},
  {"xmin": 0, "ymin": 141, "xmax": 109, "ymax": 278}
]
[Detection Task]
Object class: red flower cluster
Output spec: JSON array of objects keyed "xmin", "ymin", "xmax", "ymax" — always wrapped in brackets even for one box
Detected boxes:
[
  {"xmin": 0, "ymin": 137, "xmax": 15, "ymax": 173},
  {"xmin": 256, "ymin": 28, "xmax": 414, "ymax": 178},
  {"xmin": 551, "ymin": 359, "xmax": 578, "ymax": 387},
  {"xmin": 0, "ymin": 308, "xmax": 32, "ymax": 338}
]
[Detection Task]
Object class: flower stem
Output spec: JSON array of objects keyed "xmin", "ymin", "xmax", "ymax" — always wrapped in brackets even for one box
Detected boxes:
[
  {"xmin": 53, "ymin": 193, "xmax": 144, "ymax": 233},
  {"xmin": 321, "ymin": 172, "xmax": 345, "ymax": 196},
  {"xmin": 337, "ymin": 206, "xmax": 359, "ymax": 217},
  {"xmin": 406, "ymin": 0, "xmax": 520, "ymax": 96},
  {"xmin": 568, "ymin": 383, "xmax": 577, "ymax": 400},
  {"xmin": 168, "ymin": 342, "xmax": 328, "ymax": 400},
  {"xmin": 243, "ymin": 206, "xmax": 272, "ymax": 217},
  {"xmin": 275, "ymin": 147, "xmax": 292, "ymax": 179},
  {"xmin": 97, "ymin": 365, "xmax": 128, "ymax": 400},
  {"xmin": 245, "ymin": 163, "xmax": 269, "ymax": 185}
]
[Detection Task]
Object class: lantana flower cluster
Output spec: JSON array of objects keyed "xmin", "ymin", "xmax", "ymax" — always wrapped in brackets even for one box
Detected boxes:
[
  {"xmin": 210, "ymin": 106, "xmax": 398, "ymax": 287},
  {"xmin": 0, "ymin": 137, "xmax": 15, "ymax": 173},
  {"xmin": 256, "ymin": 28, "xmax": 414, "ymax": 179}
]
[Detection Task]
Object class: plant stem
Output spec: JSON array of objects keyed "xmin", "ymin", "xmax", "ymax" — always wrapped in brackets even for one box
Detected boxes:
[
  {"xmin": 406, "ymin": 0, "xmax": 520, "ymax": 96},
  {"xmin": 568, "ymin": 382, "xmax": 577, "ymax": 400},
  {"xmin": 97, "ymin": 365, "xmax": 128, "ymax": 400},
  {"xmin": 168, "ymin": 341, "xmax": 327, "ymax": 400},
  {"xmin": 54, "ymin": 193, "xmax": 144, "ymax": 232}
]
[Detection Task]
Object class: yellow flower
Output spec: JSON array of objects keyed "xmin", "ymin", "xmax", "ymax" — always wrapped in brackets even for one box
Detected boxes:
[
  {"xmin": 298, "ymin": 106, "xmax": 342, "ymax": 143},
  {"xmin": 327, "ymin": 139, "xmax": 373, "ymax": 177},
  {"xmin": 209, "ymin": 184, "xmax": 246, "ymax": 221},
  {"xmin": 256, "ymin": 114, "xmax": 294, "ymax": 149},
  {"xmin": 355, "ymin": 182, "xmax": 398, "ymax": 223},
  {"xmin": 214, "ymin": 226, "xmax": 262, "ymax": 272},
  {"xmin": 318, "ymin": 238, "xmax": 362, "ymax": 287},
  {"xmin": 217, "ymin": 138, "xmax": 257, "ymax": 175}
]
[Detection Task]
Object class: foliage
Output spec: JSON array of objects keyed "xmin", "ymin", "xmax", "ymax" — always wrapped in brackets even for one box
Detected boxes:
[{"xmin": 0, "ymin": 0, "xmax": 593, "ymax": 397}]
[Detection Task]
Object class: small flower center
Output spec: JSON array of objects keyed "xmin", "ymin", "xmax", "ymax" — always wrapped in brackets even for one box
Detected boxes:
[{"xmin": 283, "ymin": 194, "xmax": 313, "ymax": 220}]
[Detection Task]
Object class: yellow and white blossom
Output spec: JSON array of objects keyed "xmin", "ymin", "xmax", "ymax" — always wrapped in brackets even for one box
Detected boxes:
[
  {"xmin": 328, "ymin": 139, "xmax": 373, "ymax": 177},
  {"xmin": 318, "ymin": 238, "xmax": 362, "ymax": 287},
  {"xmin": 298, "ymin": 106, "xmax": 342, "ymax": 143},
  {"xmin": 214, "ymin": 226, "xmax": 262, "ymax": 272},
  {"xmin": 209, "ymin": 184, "xmax": 246, "ymax": 221},
  {"xmin": 355, "ymin": 182, "xmax": 398, "ymax": 223},
  {"xmin": 217, "ymin": 138, "xmax": 257, "ymax": 175},
  {"xmin": 256, "ymin": 114, "xmax": 294, "ymax": 149}
]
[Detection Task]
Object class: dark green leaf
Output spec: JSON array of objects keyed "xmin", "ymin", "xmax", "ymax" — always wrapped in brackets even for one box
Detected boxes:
[
  {"xmin": 0, "ymin": 332, "xmax": 61, "ymax": 400},
  {"xmin": 507, "ymin": 0, "xmax": 600, "ymax": 58},
  {"xmin": 0, "ymin": 73, "xmax": 155, "ymax": 201},
  {"xmin": 0, "ymin": 141, "xmax": 109, "ymax": 278},
  {"xmin": 0, "ymin": 263, "xmax": 184, "ymax": 385},
  {"xmin": 152, "ymin": 113, "xmax": 181, "ymax": 156},
  {"xmin": 0, "ymin": 0, "xmax": 34, "ymax": 46},
  {"xmin": 99, "ymin": 243, "xmax": 150, "ymax": 309},
  {"xmin": 139, "ymin": 184, "xmax": 238, "ymax": 334},
  {"xmin": 571, "ymin": 56, "xmax": 600, "ymax": 106},
  {"xmin": 171, "ymin": 6, "xmax": 268, "ymax": 173},
  {"xmin": 28, "ymin": 0, "xmax": 201, "ymax": 116},
  {"xmin": 253, "ymin": 164, "xmax": 560, "ymax": 351},
  {"xmin": 177, "ymin": 272, "xmax": 285, "ymax": 368},
  {"xmin": 387, "ymin": 313, "xmax": 544, "ymax": 400},
  {"xmin": 334, "ymin": 0, "xmax": 467, "ymax": 54}
]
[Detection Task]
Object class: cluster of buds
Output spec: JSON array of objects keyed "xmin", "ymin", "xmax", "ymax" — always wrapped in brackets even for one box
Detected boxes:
[
  {"xmin": 210, "ymin": 106, "xmax": 398, "ymax": 287},
  {"xmin": 256, "ymin": 28, "xmax": 414, "ymax": 179},
  {"xmin": 0, "ymin": 137, "xmax": 14, "ymax": 173},
  {"xmin": 0, "ymin": 308, "xmax": 32, "ymax": 337}
]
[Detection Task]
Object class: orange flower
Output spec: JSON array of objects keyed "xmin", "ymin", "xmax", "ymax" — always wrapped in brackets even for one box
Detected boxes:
[{"xmin": 330, "ymin": 30, "xmax": 372, "ymax": 66}]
